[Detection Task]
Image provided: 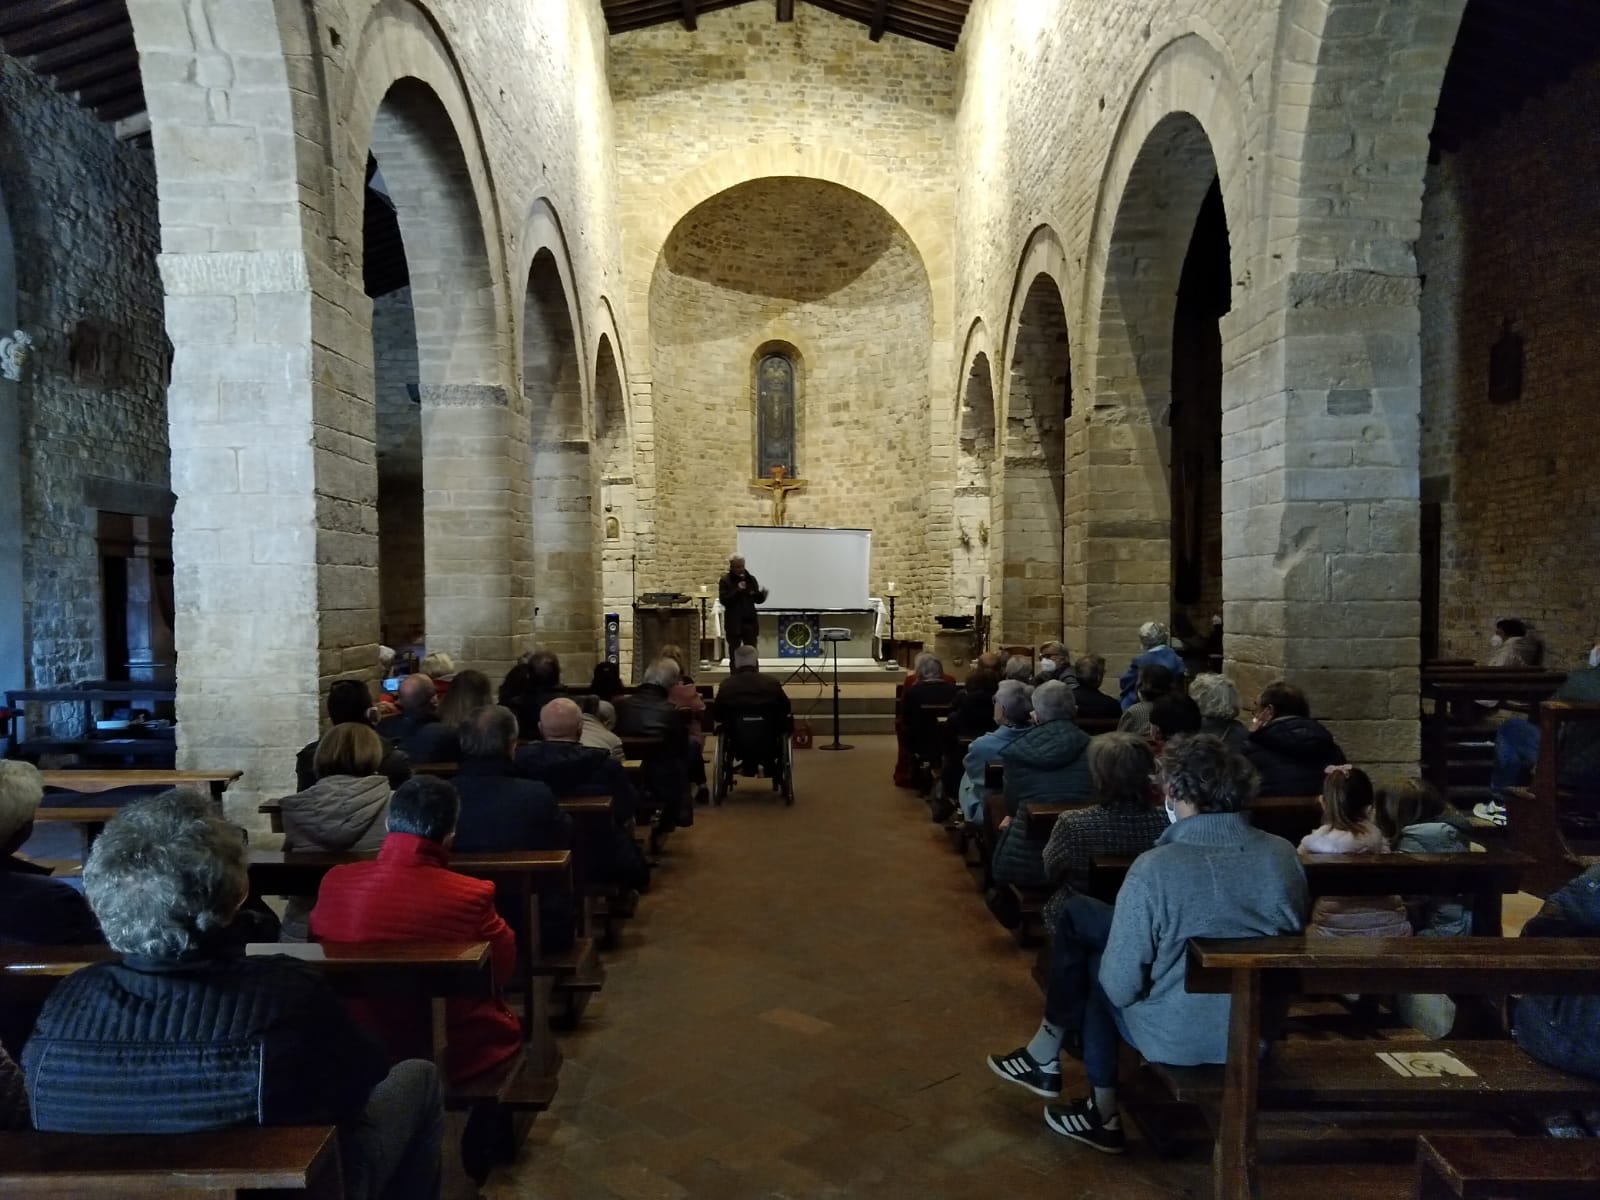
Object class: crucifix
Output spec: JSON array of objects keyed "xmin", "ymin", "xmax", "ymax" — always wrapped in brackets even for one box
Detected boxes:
[{"xmin": 750, "ymin": 464, "xmax": 807, "ymax": 527}]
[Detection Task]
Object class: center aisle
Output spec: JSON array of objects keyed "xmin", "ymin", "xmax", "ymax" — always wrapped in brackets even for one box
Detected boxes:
[{"xmin": 493, "ymin": 735, "xmax": 1367, "ymax": 1198}]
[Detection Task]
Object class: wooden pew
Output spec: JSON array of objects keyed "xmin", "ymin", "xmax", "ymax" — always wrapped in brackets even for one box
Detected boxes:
[
  {"xmin": 0, "ymin": 1125, "xmax": 343, "ymax": 1198},
  {"xmin": 1091, "ymin": 850, "xmax": 1530, "ymax": 935},
  {"xmin": 1416, "ymin": 1133, "xmax": 1600, "ymax": 1199},
  {"xmin": 36, "ymin": 769, "xmax": 243, "ymax": 852},
  {"xmin": 1504, "ymin": 699, "xmax": 1600, "ymax": 895},
  {"xmin": 1420, "ymin": 668, "xmax": 1567, "ymax": 810},
  {"xmin": 1179, "ymin": 936, "xmax": 1600, "ymax": 1200}
]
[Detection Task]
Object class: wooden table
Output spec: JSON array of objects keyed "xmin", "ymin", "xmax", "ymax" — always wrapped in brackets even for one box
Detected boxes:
[{"xmin": 1184, "ymin": 936, "xmax": 1600, "ymax": 1200}]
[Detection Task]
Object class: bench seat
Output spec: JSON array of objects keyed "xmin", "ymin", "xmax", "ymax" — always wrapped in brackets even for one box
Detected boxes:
[
  {"xmin": 1417, "ymin": 1133, "xmax": 1600, "ymax": 1199},
  {"xmin": 1152, "ymin": 1040, "xmax": 1598, "ymax": 1112},
  {"xmin": 0, "ymin": 1126, "xmax": 341, "ymax": 1198}
]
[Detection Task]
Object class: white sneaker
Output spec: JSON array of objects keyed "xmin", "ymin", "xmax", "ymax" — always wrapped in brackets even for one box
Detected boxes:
[{"xmin": 1472, "ymin": 800, "xmax": 1507, "ymax": 827}]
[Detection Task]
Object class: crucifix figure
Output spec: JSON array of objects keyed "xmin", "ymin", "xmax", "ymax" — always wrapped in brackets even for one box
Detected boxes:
[{"xmin": 750, "ymin": 464, "xmax": 807, "ymax": 527}]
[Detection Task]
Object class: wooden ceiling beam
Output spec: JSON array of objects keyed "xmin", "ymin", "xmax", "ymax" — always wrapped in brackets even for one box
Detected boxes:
[
  {"xmin": 0, "ymin": 0, "xmax": 125, "ymax": 54},
  {"xmin": 680, "ymin": 0, "xmax": 697, "ymax": 32},
  {"xmin": 868, "ymin": 0, "xmax": 890, "ymax": 41},
  {"xmin": 23, "ymin": 16, "xmax": 131, "ymax": 74},
  {"xmin": 49, "ymin": 44, "xmax": 136, "ymax": 92}
]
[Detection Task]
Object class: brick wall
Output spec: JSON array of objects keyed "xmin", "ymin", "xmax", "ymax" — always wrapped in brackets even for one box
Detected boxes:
[
  {"xmin": 0, "ymin": 56, "xmax": 169, "ymax": 694},
  {"xmin": 1419, "ymin": 58, "xmax": 1600, "ymax": 667},
  {"xmin": 647, "ymin": 177, "xmax": 936, "ymax": 629}
]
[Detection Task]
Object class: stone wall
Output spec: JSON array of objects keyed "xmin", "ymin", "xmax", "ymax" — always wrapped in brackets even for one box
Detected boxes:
[
  {"xmin": 647, "ymin": 177, "xmax": 936, "ymax": 629},
  {"xmin": 0, "ymin": 55, "xmax": 169, "ymax": 694},
  {"xmin": 1419, "ymin": 58, "xmax": 1600, "ymax": 667}
]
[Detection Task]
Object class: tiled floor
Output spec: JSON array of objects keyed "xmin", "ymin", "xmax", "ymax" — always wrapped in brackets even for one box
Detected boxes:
[{"xmin": 487, "ymin": 735, "xmax": 1401, "ymax": 1198}]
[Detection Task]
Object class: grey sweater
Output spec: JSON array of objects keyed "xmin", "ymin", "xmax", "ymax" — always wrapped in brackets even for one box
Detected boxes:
[{"xmin": 1099, "ymin": 811, "xmax": 1308, "ymax": 1066}]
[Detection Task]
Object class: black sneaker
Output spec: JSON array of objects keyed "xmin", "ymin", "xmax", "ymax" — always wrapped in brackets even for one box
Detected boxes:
[
  {"xmin": 986, "ymin": 1047, "xmax": 1062, "ymax": 1098},
  {"xmin": 1044, "ymin": 1097, "xmax": 1126, "ymax": 1154}
]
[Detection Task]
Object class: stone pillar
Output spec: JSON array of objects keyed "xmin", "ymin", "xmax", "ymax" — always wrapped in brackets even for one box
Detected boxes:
[
  {"xmin": 1080, "ymin": 404, "xmax": 1171, "ymax": 660},
  {"xmin": 1223, "ymin": 275, "xmax": 1422, "ymax": 775},
  {"xmin": 421, "ymin": 387, "xmax": 518, "ymax": 678},
  {"xmin": 531, "ymin": 436, "xmax": 599, "ymax": 675}
]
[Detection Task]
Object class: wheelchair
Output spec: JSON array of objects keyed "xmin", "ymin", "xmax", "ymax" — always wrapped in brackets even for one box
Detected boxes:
[{"xmin": 711, "ymin": 702, "xmax": 795, "ymax": 806}]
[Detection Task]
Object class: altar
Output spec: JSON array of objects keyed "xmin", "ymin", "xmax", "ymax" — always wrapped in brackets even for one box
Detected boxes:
[{"xmin": 708, "ymin": 600, "xmax": 888, "ymax": 669}]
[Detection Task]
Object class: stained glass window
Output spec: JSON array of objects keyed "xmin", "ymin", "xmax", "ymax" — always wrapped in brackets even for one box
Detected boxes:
[{"xmin": 755, "ymin": 352, "xmax": 796, "ymax": 477}]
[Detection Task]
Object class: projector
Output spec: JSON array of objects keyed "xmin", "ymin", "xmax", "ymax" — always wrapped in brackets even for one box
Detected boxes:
[{"xmin": 820, "ymin": 628, "xmax": 852, "ymax": 642}]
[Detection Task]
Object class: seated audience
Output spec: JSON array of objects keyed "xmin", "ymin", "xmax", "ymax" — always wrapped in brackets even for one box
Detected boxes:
[
  {"xmin": 957, "ymin": 680, "xmax": 1033, "ymax": 823},
  {"xmin": 429, "ymin": 667, "xmax": 494, "ymax": 761},
  {"xmin": 501, "ymin": 649, "xmax": 566, "ymax": 740},
  {"xmin": 1512, "ymin": 863, "xmax": 1600, "ymax": 1083},
  {"xmin": 1299, "ymin": 766, "xmax": 1410, "ymax": 938},
  {"xmin": 1478, "ymin": 639, "xmax": 1600, "ymax": 827},
  {"xmin": 987, "ymin": 735, "xmax": 1307, "ymax": 1153},
  {"xmin": 419, "ymin": 650, "xmax": 456, "ymax": 680},
  {"xmin": 1070, "ymin": 654, "xmax": 1123, "ymax": 722},
  {"xmin": 24, "ymin": 791, "xmax": 442, "ymax": 1197},
  {"xmin": 453, "ymin": 705, "xmax": 575, "ymax": 951},
  {"xmin": 587, "ymin": 660, "xmax": 625, "ymax": 700},
  {"xmin": 1147, "ymin": 693, "xmax": 1203, "ymax": 751},
  {"xmin": 1115, "ymin": 663, "xmax": 1176, "ymax": 737},
  {"xmin": 294, "ymin": 678, "xmax": 411, "ymax": 792},
  {"xmin": 659, "ymin": 643, "xmax": 709, "ymax": 804},
  {"xmin": 940, "ymin": 665, "xmax": 1001, "ymax": 812},
  {"xmin": 377, "ymin": 673, "xmax": 455, "ymax": 764},
  {"xmin": 899, "ymin": 653, "xmax": 961, "ymax": 790},
  {"xmin": 1040, "ymin": 733, "xmax": 1167, "ymax": 932},
  {"xmin": 1037, "ymin": 641, "xmax": 1078, "ymax": 689},
  {"xmin": 277, "ymin": 723, "xmax": 393, "ymax": 940},
  {"xmin": 311, "ymin": 776, "xmax": 523, "ymax": 1089},
  {"xmin": 616, "ymin": 658, "xmax": 694, "ymax": 830},
  {"xmin": 1484, "ymin": 617, "xmax": 1546, "ymax": 668},
  {"xmin": 1243, "ymin": 680, "xmax": 1347, "ymax": 795},
  {"xmin": 519, "ymin": 698, "xmax": 648, "ymax": 892},
  {"xmin": 579, "ymin": 694, "xmax": 626, "ymax": 762},
  {"xmin": 990, "ymin": 681, "xmax": 1094, "ymax": 890},
  {"xmin": 0, "ymin": 761, "xmax": 104, "ymax": 1056},
  {"xmin": 1003, "ymin": 654, "xmax": 1035, "ymax": 683},
  {"xmin": 714, "ymin": 645, "xmax": 794, "ymax": 779},
  {"xmin": 1117, "ymin": 620, "xmax": 1187, "ymax": 710},
  {"xmin": 1190, "ymin": 673, "xmax": 1248, "ymax": 750},
  {"xmin": 1377, "ymin": 777, "xmax": 1472, "ymax": 938}
]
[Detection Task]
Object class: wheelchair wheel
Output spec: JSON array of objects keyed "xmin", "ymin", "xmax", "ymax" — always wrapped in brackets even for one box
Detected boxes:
[
  {"xmin": 711, "ymin": 730, "xmax": 729, "ymax": 806},
  {"xmin": 781, "ymin": 734, "xmax": 795, "ymax": 806}
]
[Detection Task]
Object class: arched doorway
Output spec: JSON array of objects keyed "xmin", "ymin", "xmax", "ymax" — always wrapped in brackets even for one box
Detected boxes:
[
  {"xmin": 1000, "ymin": 275, "xmax": 1070, "ymax": 648},
  {"xmin": 524, "ymin": 249, "xmax": 596, "ymax": 672}
]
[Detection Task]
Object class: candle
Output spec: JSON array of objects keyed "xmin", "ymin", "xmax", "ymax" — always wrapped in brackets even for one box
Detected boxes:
[
  {"xmin": 977, "ymin": 576, "xmax": 986, "ymax": 604},
  {"xmin": 886, "ymin": 581, "xmax": 897, "ymax": 595},
  {"xmin": 700, "ymin": 584, "xmax": 708, "ymax": 596}
]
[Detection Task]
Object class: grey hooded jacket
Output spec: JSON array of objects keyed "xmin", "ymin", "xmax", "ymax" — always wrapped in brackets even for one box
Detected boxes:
[{"xmin": 277, "ymin": 774, "xmax": 391, "ymax": 940}]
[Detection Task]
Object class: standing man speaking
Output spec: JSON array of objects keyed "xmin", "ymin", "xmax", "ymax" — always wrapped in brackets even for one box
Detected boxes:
[{"xmin": 719, "ymin": 555, "xmax": 768, "ymax": 662}]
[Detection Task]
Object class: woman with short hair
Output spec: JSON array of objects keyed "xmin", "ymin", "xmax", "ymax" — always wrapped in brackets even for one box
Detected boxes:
[
  {"xmin": 22, "ymin": 791, "xmax": 442, "ymax": 1198},
  {"xmin": 276, "ymin": 723, "xmax": 393, "ymax": 940},
  {"xmin": 1189, "ymin": 673, "xmax": 1248, "ymax": 750}
]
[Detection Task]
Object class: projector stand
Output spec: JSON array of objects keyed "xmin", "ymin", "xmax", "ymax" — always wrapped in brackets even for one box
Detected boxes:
[{"xmin": 817, "ymin": 636, "xmax": 853, "ymax": 752}]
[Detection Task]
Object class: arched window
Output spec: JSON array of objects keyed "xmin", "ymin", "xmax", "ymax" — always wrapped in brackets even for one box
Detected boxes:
[{"xmin": 755, "ymin": 351, "xmax": 797, "ymax": 477}]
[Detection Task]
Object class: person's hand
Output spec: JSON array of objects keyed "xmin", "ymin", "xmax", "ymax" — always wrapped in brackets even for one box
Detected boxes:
[
  {"xmin": 998, "ymin": 815, "xmax": 1012, "ymax": 831},
  {"xmin": 738, "ymin": 580, "xmax": 748, "ymax": 590}
]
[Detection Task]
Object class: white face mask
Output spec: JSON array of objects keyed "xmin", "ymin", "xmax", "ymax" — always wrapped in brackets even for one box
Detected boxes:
[
  {"xmin": 1490, "ymin": 634, "xmax": 1504, "ymax": 648},
  {"xmin": 1590, "ymin": 645, "xmax": 1600, "ymax": 670},
  {"xmin": 1038, "ymin": 659, "xmax": 1057, "ymax": 677},
  {"xmin": 1164, "ymin": 796, "xmax": 1178, "ymax": 824}
]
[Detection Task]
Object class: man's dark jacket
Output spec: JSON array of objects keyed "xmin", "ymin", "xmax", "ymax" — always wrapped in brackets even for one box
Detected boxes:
[
  {"xmin": 1071, "ymin": 686, "xmax": 1124, "ymax": 722},
  {"xmin": 450, "ymin": 757, "xmax": 575, "ymax": 952},
  {"xmin": 718, "ymin": 571, "xmax": 765, "ymax": 641},
  {"xmin": 715, "ymin": 668, "xmax": 791, "ymax": 719},
  {"xmin": 376, "ymin": 710, "xmax": 458, "ymax": 765},
  {"xmin": 615, "ymin": 684, "xmax": 691, "ymax": 821},
  {"xmin": 0, "ymin": 859, "xmax": 104, "ymax": 1054},
  {"xmin": 22, "ymin": 945, "xmax": 388, "ymax": 1133},
  {"xmin": 294, "ymin": 726, "xmax": 411, "ymax": 792},
  {"xmin": 514, "ymin": 741, "xmax": 646, "ymax": 889},
  {"xmin": 1244, "ymin": 716, "xmax": 1346, "ymax": 796}
]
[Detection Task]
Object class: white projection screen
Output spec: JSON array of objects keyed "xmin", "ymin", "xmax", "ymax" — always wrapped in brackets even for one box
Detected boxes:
[{"xmin": 736, "ymin": 526, "xmax": 872, "ymax": 611}]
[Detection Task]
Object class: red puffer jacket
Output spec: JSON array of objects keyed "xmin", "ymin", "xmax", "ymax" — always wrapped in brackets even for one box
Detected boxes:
[{"xmin": 309, "ymin": 833, "xmax": 522, "ymax": 1084}]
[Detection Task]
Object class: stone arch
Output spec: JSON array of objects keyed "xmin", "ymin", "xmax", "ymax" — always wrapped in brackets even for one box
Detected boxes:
[
  {"xmin": 0, "ymin": 178, "xmax": 20, "ymax": 694},
  {"xmin": 998, "ymin": 272, "xmax": 1071, "ymax": 648},
  {"xmin": 524, "ymin": 248, "xmax": 595, "ymax": 671},
  {"xmin": 594, "ymin": 332, "xmax": 636, "ymax": 671},
  {"xmin": 1081, "ymin": 36, "xmax": 1248, "ymax": 660},
  {"xmin": 952, "ymin": 340, "xmax": 997, "ymax": 615},
  {"xmin": 514, "ymin": 196, "xmax": 587, "ymax": 418}
]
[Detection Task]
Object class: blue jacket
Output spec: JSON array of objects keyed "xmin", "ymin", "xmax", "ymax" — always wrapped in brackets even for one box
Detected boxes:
[
  {"xmin": 1513, "ymin": 866, "xmax": 1600, "ymax": 1080},
  {"xmin": 958, "ymin": 724, "xmax": 1027, "ymax": 822},
  {"xmin": 1100, "ymin": 812, "xmax": 1307, "ymax": 1066},
  {"xmin": 1118, "ymin": 644, "xmax": 1188, "ymax": 709}
]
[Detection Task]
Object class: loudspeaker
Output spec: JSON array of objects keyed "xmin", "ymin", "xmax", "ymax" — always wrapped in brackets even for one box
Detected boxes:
[{"xmin": 604, "ymin": 612, "xmax": 621, "ymax": 664}]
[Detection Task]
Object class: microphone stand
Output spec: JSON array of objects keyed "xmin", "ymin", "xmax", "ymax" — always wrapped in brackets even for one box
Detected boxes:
[{"xmin": 818, "ymin": 635, "xmax": 853, "ymax": 752}]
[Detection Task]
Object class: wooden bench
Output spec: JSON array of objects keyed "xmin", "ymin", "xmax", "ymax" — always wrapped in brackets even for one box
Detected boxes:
[
  {"xmin": 1180, "ymin": 936, "xmax": 1600, "ymax": 1200},
  {"xmin": 1420, "ymin": 669, "xmax": 1568, "ymax": 811},
  {"xmin": 0, "ymin": 1125, "xmax": 343, "ymax": 1198},
  {"xmin": 37, "ymin": 769, "xmax": 243, "ymax": 852},
  {"xmin": 1505, "ymin": 699, "xmax": 1600, "ymax": 895},
  {"xmin": 1416, "ymin": 1132, "xmax": 1600, "ymax": 1199}
]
